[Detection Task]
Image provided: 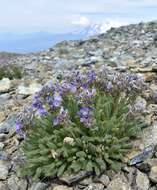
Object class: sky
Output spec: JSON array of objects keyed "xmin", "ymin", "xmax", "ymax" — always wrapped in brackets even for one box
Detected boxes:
[{"xmin": 0, "ymin": 0, "xmax": 157, "ymax": 34}]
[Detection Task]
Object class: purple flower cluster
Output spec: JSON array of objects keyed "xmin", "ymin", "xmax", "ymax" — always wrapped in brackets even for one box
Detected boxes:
[
  {"xmin": 16, "ymin": 68, "xmax": 146, "ymax": 133},
  {"xmin": 53, "ymin": 92, "xmax": 62, "ymax": 107},
  {"xmin": 78, "ymin": 107, "xmax": 93, "ymax": 126},
  {"xmin": 29, "ymin": 70, "xmax": 98, "ymax": 127}
]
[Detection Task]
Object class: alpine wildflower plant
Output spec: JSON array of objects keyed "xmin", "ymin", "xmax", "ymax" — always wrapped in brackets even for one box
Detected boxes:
[{"xmin": 17, "ymin": 68, "xmax": 146, "ymax": 180}]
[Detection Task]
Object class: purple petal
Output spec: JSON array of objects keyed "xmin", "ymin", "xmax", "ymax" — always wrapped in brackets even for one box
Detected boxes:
[
  {"xmin": 16, "ymin": 122, "xmax": 23, "ymax": 133},
  {"xmin": 39, "ymin": 107, "xmax": 47, "ymax": 116}
]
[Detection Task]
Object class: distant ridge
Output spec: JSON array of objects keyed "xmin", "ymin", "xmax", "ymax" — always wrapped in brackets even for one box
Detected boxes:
[
  {"xmin": 0, "ymin": 20, "xmax": 127, "ymax": 53},
  {"xmin": 0, "ymin": 32, "xmax": 86, "ymax": 53}
]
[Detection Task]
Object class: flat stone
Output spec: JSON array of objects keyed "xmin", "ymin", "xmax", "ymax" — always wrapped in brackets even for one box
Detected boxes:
[
  {"xmin": 146, "ymin": 158, "xmax": 157, "ymax": 167},
  {"xmin": 149, "ymin": 166, "xmax": 157, "ymax": 183},
  {"xmin": 0, "ymin": 133, "xmax": 7, "ymax": 142},
  {"xmin": 60, "ymin": 171, "xmax": 92, "ymax": 185},
  {"xmin": 0, "ymin": 115, "xmax": 17, "ymax": 134},
  {"xmin": 136, "ymin": 170, "xmax": 150, "ymax": 190},
  {"xmin": 137, "ymin": 67, "xmax": 153, "ymax": 73},
  {"xmin": 152, "ymin": 65, "xmax": 157, "ymax": 72},
  {"xmin": 126, "ymin": 145, "xmax": 154, "ymax": 165},
  {"xmin": 147, "ymin": 104, "xmax": 157, "ymax": 113},
  {"xmin": 0, "ymin": 78, "xmax": 12, "ymax": 93},
  {"xmin": 134, "ymin": 96, "xmax": 147, "ymax": 111},
  {"xmin": 106, "ymin": 170, "xmax": 116, "ymax": 180},
  {"xmin": 0, "ymin": 182, "xmax": 9, "ymax": 190},
  {"xmin": 17, "ymin": 82, "xmax": 42, "ymax": 95},
  {"xmin": 0, "ymin": 112, "xmax": 5, "ymax": 123},
  {"xmin": 79, "ymin": 177, "xmax": 93, "ymax": 186},
  {"xmin": 0, "ymin": 160, "xmax": 9, "ymax": 180},
  {"xmin": 150, "ymin": 84, "xmax": 157, "ymax": 92},
  {"xmin": 143, "ymin": 72, "xmax": 156, "ymax": 82},
  {"xmin": 148, "ymin": 187, "xmax": 157, "ymax": 190},
  {"xmin": 53, "ymin": 186, "xmax": 72, "ymax": 190},
  {"xmin": 0, "ymin": 142, "xmax": 4, "ymax": 150},
  {"xmin": 141, "ymin": 124, "xmax": 157, "ymax": 148},
  {"xmin": 0, "ymin": 93, "xmax": 11, "ymax": 105},
  {"xmin": 84, "ymin": 183, "xmax": 104, "ymax": 190},
  {"xmin": 95, "ymin": 174, "xmax": 110, "ymax": 187},
  {"xmin": 122, "ymin": 166, "xmax": 136, "ymax": 185},
  {"xmin": 29, "ymin": 182, "xmax": 48, "ymax": 190},
  {"xmin": 17, "ymin": 179, "xmax": 28, "ymax": 190},
  {"xmin": 126, "ymin": 122, "xmax": 157, "ymax": 165},
  {"xmin": 107, "ymin": 173, "xmax": 131, "ymax": 190},
  {"xmin": 7, "ymin": 176, "xmax": 19, "ymax": 190},
  {"xmin": 152, "ymin": 92, "xmax": 157, "ymax": 104}
]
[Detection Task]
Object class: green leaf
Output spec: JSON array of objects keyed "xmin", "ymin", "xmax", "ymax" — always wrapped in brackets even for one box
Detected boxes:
[
  {"xmin": 57, "ymin": 164, "xmax": 67, "ymax": 177},
  {"xmin": 70, "ymin": 162, "xmax": 82, "ymax": 172},
  {"xmin": 110, "ymin": 161, "xmax": 123, "ymax": 171},
  {"xmin": 95, "ymin": 158, "xmax": 106, "ymax": 171},
  {"xmin": 34, "ymin": 167, "xmax": 42, "ymax": 179},
  {"xmin": 44, "ymin": 163, "xmax": 56, "ymax": 177},
  {"xmin": 93, "ymin": 162, "xmax": 101, "ymax": 176},
  {"xmin": 76, "ymin": 151, "xmax": 86, "ymax": 158},
  {"xmin": 46, "ymin": 142, "xmax": 57, "ymax": 149},
  {"xmin": 86, "ymin": 161, "xmax": 93, "ymax": 172}
]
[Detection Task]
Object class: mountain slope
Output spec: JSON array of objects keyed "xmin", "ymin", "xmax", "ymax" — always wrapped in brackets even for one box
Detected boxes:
[{"xmin": 1, "ymin": 20, "xmax": 157, "ymax": 190}]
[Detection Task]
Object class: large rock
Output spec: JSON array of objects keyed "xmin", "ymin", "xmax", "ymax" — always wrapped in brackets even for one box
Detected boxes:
[
  {"xmin": 0, "ymin": 78, "xmax": 12, "ymax": 93},
  {"xmin": 0, "ymin": 93, "xmax": 11, "ymax": 103},
  {"xmin": 149, "ymin": 166, "xmax": 157, "ymax": 183},
  {"xmin": 125, "ymin": 123, "xmax": 157, "ymax": 165},
  {"xmin": 134, "ymin": 96, "xmax": 147, "ymax": 112},
  {"xmin": 84, "ymin": 183, "xmax": 104, "ymax": 190},
  {"xmin": 0, "ymin": 112, "xmax": 5, "ymax": 123},
  {"xmin": 0, "ymin": 133, "xmax": 7, "ymax": 142},
  {"xmin": 0, "ymin": 160, "xmax": 10, "ymax": 180},
  {"xmin": 136, "ymin": 170, "xmax": 150, "ymax": 190},
  {"xmin": 60, "ymin": 171, "xmax": 92, "ymax": 185},
  {"xmin": 7, "ymin": 176, "xmax": 19, "ymax": 190},
  {"xmin": 17, "ymin": 82, "xmax": 42, "ymax": 95},
  {"xmin": 107, "ymin": 173, "xmax": 131, "ymax": 190},
  {"xmin": 17, "ymin": 179, "xmax": 28, "ymax": 190},
  {"xmin": 0, "ymin": 115, "xmax": 17, "ymax": 134},
  {"xmin": 29, "ymin": 182, "xmax": 47, "ymax": 190},
  {"xmin": 52, "ymin": 186, "xmax": 72, "ymax": 190},
  {"xmin": 0, "ymin": 182, "xmax": 9, "ymax": 190},
  {"xmin": 0, "ymin": 142, "xmax": 4, "ymax": 150},
  {"xmin": 97, "ymin": 174, "xmax": 110, "ymax": 187},
  {"xmin": 140, "ymin": 124, "xmax": 157, "ymax": 148}
]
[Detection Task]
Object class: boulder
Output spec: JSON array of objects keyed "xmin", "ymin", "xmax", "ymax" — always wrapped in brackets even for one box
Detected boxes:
[
  {"xmin": 107, "ymin": 173, "xmax": 131, "ymax": 190},
  {"xmin": 136, "ymin": 170, "xmax": 150, "ymax": 190},
  {"xmin": 0, "ymin": 160, "xmax": 10, "ymax": 180},
  {"xmin": 0, "ymin": 78, "xmax": 12, "ymax": 93},
  {"xmin": 17, "ymin": 82, "xmax": 42, "ymax": 95}
]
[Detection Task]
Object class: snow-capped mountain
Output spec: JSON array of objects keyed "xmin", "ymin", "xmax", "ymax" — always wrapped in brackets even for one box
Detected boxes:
[{"xmin": 74, "ymin": 20, "xmax": 128, "ymax": 37}]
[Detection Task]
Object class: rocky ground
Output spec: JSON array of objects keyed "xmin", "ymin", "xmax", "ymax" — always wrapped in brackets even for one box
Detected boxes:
[
  {"xmin": 0, "ymin": 21, "xmax": 157, "ymax": 190},
  {"xmin": 0, "ymin": 52, "xmax": 21, "ymax": 64}
]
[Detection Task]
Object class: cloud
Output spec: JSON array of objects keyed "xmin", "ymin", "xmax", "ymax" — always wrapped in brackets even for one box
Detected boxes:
[
  {"xmin": 69, "ymin": 16, "xmax": 91, "ymax": 26},
  {"xmin": 0, "ymin": 0, "xmax": 156, "ymax": 33}
]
